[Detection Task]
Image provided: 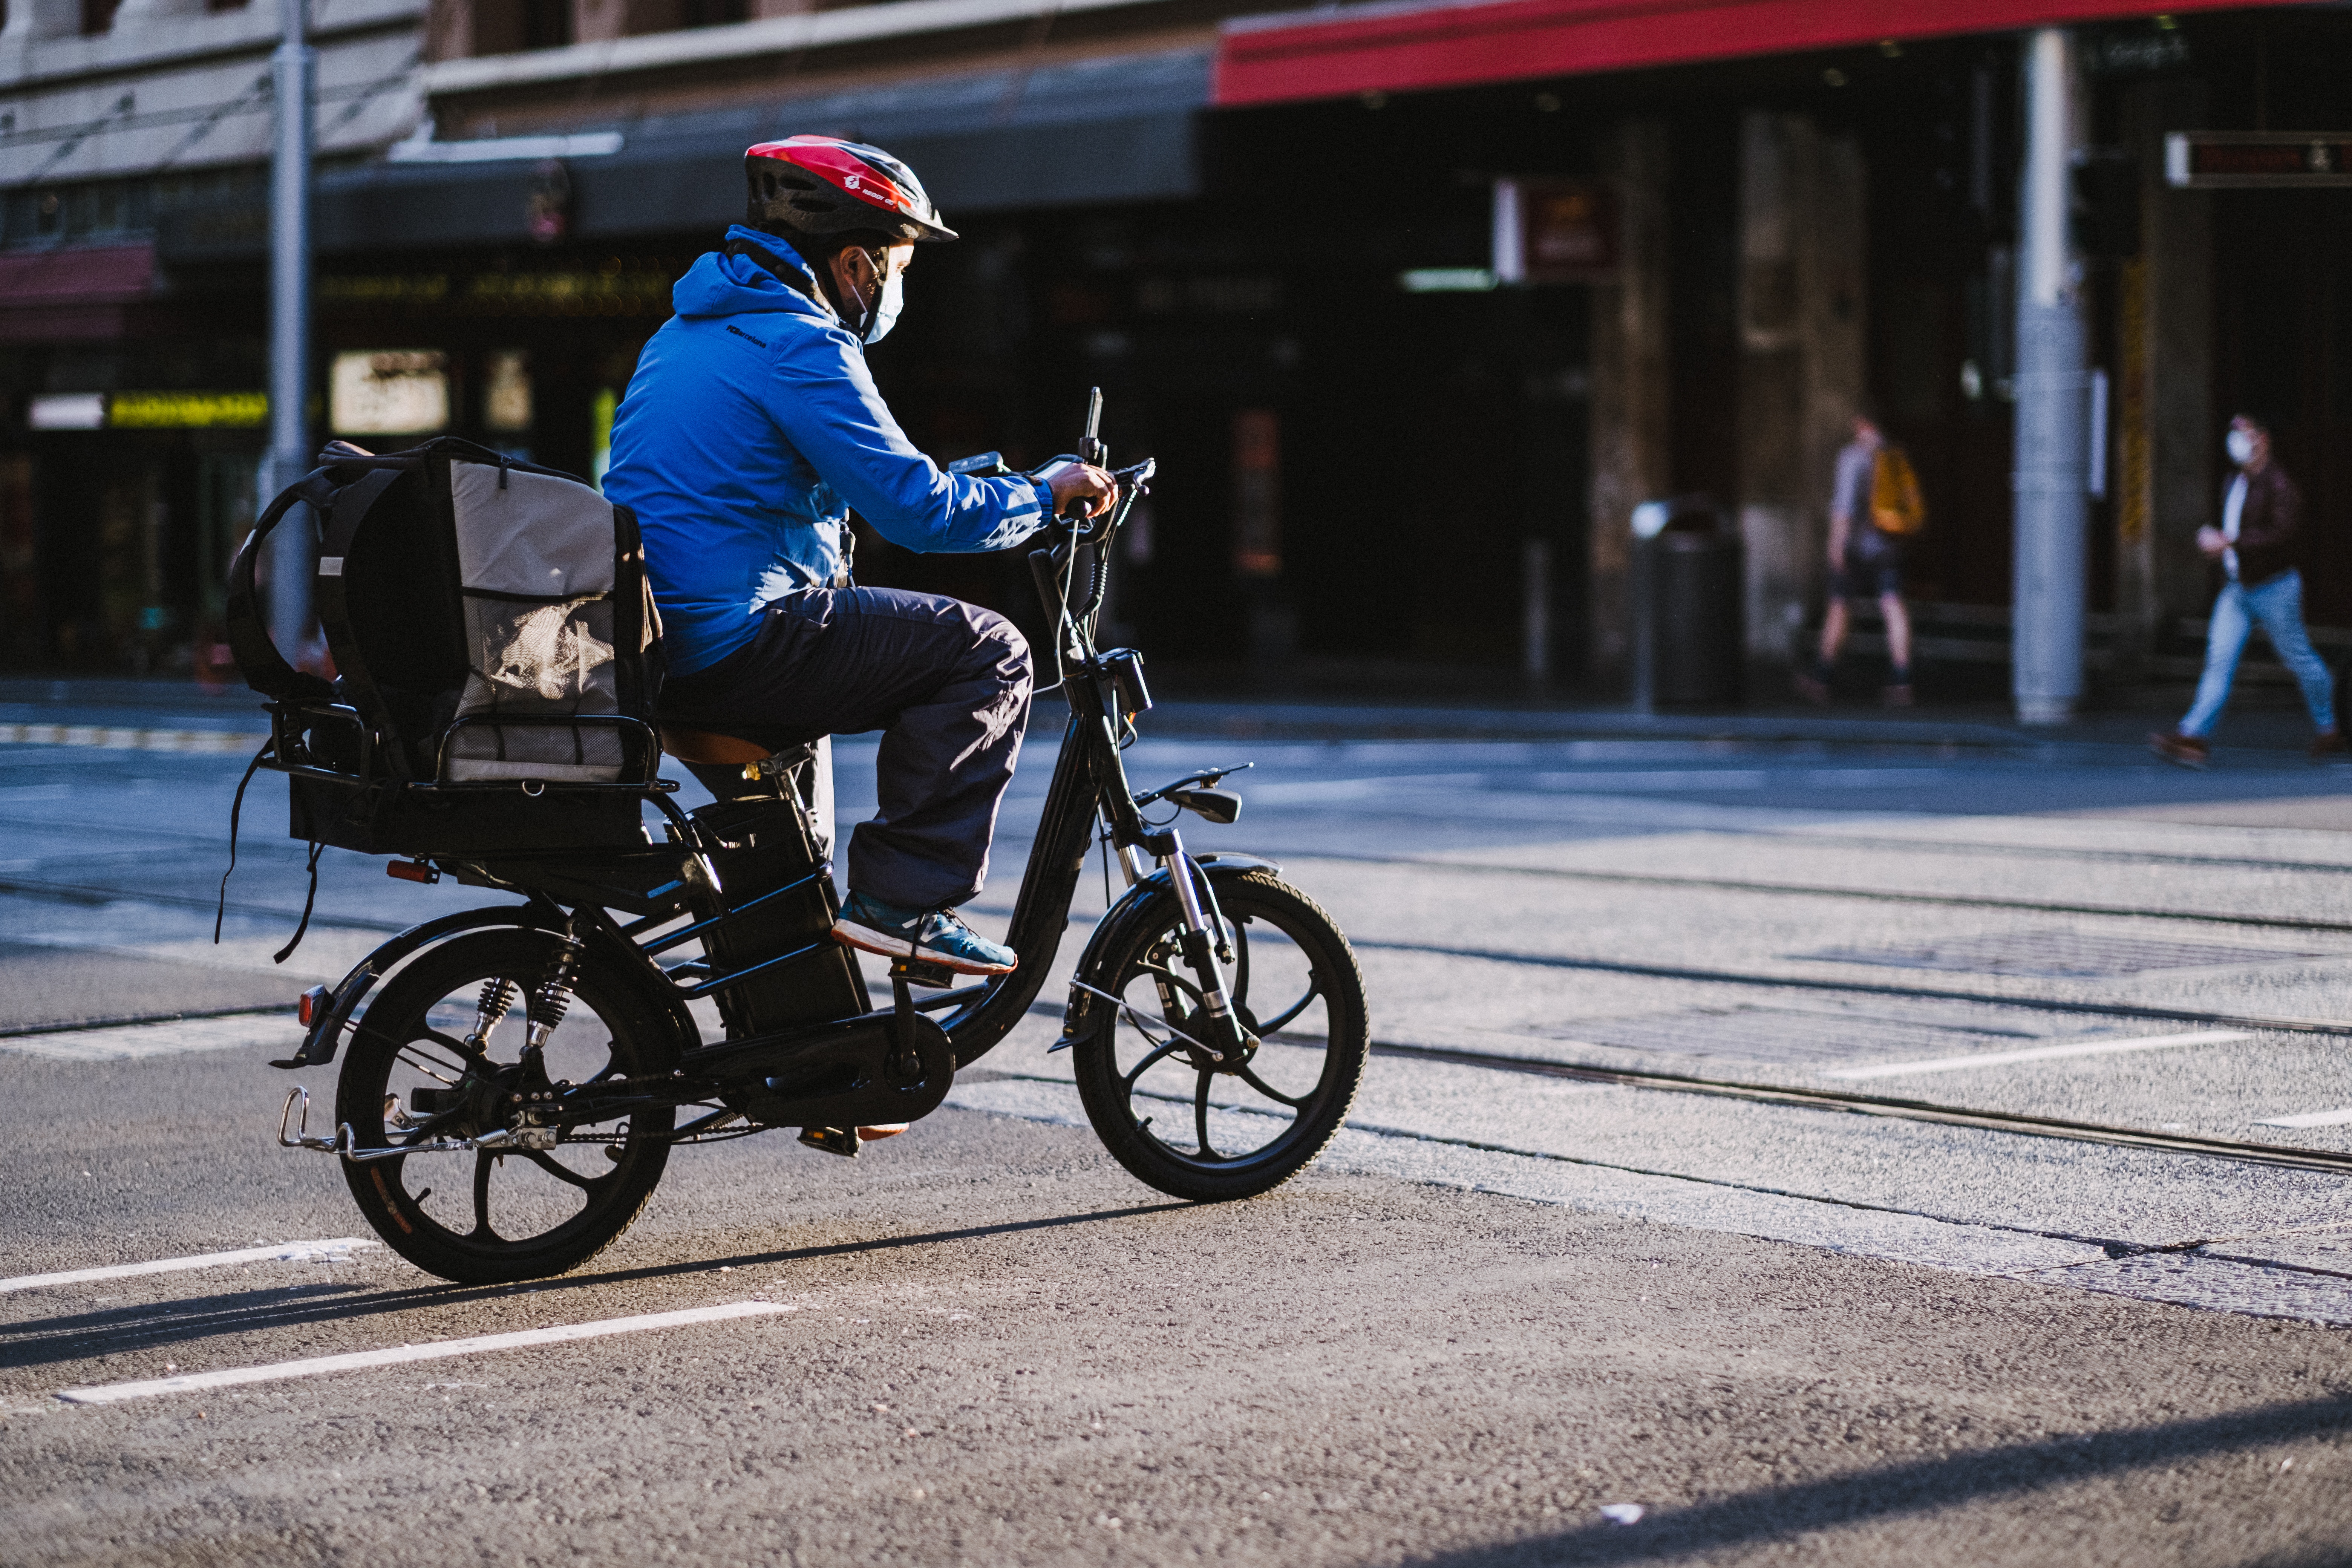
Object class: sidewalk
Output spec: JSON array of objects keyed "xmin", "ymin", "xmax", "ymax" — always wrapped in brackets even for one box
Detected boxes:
[{"xmin": 3, "ymin": 674, "xmax": 2334, "ymax": 760}]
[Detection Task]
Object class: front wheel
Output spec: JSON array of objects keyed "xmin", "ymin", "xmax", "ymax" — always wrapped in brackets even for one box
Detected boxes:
[
  {"xmin": 334, "ymin": 929, "xmax": 681, "ymax": 1285},
  {"xmin": 1072, "ymin": 870, "xmax": 1367, "ymax": 1201}
]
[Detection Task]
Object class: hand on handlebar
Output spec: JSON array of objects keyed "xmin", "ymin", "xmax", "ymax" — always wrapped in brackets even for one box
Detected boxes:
[{"xmin": 1037, "ymin": 459, "xmax": 1118, "ymax": 521}]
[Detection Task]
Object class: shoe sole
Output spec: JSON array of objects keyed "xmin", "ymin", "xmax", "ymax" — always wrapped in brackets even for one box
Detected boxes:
[
  {"xmin": 830, "ymin": 918, "xmax": 1017, "ymax": 976},
  {"xmin": 2150, "ymin": 747, "xmax": 2208, "ymax": 770}
]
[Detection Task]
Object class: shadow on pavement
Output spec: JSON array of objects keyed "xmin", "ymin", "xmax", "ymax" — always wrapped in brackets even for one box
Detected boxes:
[
  {"xmin": 0, "ymin": 1200, "xmax": 1188, "ymax": 1375},
  {"xmin": 1410, "ymin": 1395, "xmax": 2352, "ymax": 1565}
]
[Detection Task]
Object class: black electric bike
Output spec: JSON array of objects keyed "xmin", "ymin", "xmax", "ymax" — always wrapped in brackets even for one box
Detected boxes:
[{"xmin": 269, "ymin": 395, "xmax": 1369, "ymax": 1284}]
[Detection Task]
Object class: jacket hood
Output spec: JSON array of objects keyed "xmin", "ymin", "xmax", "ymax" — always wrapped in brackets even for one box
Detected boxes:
[{"xmin": 671, "ymin": 226, "xmax": 835, "ymax": 320}]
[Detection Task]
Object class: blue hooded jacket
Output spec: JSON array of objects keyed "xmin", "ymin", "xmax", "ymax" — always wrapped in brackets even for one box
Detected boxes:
[{"xmin": 603, "ymin": 226, "xmax": 1052, "ymax": 675}]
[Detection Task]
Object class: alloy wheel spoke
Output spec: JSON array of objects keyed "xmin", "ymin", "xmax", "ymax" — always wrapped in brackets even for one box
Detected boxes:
[
  {"xmin": 520, "ymin": 1149, "xmax": 608, "ymax": 1191},
  {"xmin": 1121, "ymin": 1037, "xmax": 1186, "ymax": 1093},
  {"xmin": 468, "ymin": 1150, "xmax": 498, "ymax": 1240},
  {"xmin": 1255, "ymin": 978, "xmax": 1324, "ymax": 1036},
  {"xmin": 1232, "ymin": 1063, "xmax": 1309, "ymax": 1109}
]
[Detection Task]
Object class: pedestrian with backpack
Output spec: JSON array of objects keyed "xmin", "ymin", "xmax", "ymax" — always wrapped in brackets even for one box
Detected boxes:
[
  {"xmin": 2148, "ymin": 413, "xmax": 2343, "ymax": 767},
  {"xmin": 1797, "ymin": 407, "xmax": 1925, "ymax": 707}
]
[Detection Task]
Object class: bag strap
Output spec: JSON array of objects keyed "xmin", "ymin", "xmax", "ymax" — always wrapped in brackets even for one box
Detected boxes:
[
  {"xmin": 225, "ymin": 469, "xmax": 340, "ymax": 704},
  {"xmin": 311, "ymin": 464, "xmax": 407, "ymax": 741}
]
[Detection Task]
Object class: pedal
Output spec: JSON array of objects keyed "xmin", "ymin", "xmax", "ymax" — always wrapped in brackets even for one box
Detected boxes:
[
  {"xmin": 797, "ymin": 1125, "xmax": 860, "ymax": 1158},
  {"xmin": 888, "ymin": 956, "xmax": 958, "ymax": 989}
]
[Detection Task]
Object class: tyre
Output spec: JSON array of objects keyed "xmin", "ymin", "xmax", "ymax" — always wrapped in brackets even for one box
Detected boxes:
[
  {"xmin": 1072, "ymin": 870, "xmax": 1367, "ymax": 1201},
  {"xmin": 334, "ymin": 929, "xmax": 681, "ymax": 1284}
]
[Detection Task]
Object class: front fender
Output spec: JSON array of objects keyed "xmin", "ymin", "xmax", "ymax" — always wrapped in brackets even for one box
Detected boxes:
[{"xmin": 1055, "ymin": 853, "xmax": 1281, "ymax": 1049}]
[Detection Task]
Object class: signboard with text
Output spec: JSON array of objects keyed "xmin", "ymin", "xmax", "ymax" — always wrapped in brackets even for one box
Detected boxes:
[
  {"xmin": 1493, "ymin": 178, "xmax": 1619, "ymax": 285},
  {"xmin": 2166, "ymin": 133, "xmax": 2352, "ymax": 188}
]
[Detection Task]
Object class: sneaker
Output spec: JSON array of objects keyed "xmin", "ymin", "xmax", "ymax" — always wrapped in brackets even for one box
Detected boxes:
[
  {"xmin": 2148, "ymin": 730, "xmax": 2210, "ymax": 769},
  {"xmin": 832, "ymin": 890, "xmax": 1017, "ymax": 975},
  {"xmin": 2313, "ymin": 729, "xmax": 2347, "ymax": 760}
]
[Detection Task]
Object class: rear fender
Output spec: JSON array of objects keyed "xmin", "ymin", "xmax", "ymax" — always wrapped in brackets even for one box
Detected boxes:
[
  {"xmin": 273, "ymin": 903, "xmax": 563, "ymax": 1069},
  {"xmin": 1057, "ymin": 853, "xmax": 1280, "ymax": 1049}
]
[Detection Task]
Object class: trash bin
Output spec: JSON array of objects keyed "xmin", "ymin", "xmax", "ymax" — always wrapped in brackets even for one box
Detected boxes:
[{"xmin": 1631, "ymin": 496, "xmax": 1744, "ymax": 710}]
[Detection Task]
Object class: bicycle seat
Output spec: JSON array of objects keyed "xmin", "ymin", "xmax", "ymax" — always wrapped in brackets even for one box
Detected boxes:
[{"xmin": 661, "ymin": 726, "xmax": 773, "ymax": 766}]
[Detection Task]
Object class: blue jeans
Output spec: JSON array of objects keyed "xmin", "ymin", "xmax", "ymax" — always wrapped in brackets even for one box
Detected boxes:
[{"xmin": 2180, "ymin": 569, "xmax": 2336, "ymax": 738}]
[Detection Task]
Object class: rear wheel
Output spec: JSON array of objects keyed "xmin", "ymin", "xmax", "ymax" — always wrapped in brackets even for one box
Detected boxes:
[
  {"xmin": 1072, "ymin": 871, "xmax": 1366, "ymax": 1201},
  {"xmin": 334, "ymin": 929, "xmax": 680, "ymax": 1284}
]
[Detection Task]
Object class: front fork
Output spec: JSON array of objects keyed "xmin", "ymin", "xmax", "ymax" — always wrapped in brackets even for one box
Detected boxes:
[{"xmin": 1151, "ymin": 828, "xmax": 1250, "ymax": 1062}]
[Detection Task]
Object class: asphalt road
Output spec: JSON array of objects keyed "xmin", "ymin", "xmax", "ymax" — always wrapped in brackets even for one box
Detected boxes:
[{"xmin": 6, "ymin": 693, "xmax": 2352, "ymax": 1565}]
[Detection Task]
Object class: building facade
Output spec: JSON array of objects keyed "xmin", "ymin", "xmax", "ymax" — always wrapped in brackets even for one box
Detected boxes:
[
  {"xmin": 0, "ymin": 0, "xmax": 423, "ymax": 673},
  {"xmin": 0, "ymin": 0, "xmax": 2345, "ymax": 710}
]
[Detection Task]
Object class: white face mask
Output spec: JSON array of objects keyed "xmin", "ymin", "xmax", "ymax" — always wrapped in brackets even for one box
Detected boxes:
[
  {"xmin": 2226, "ymin": 428, "xmax": 2257, "ymax": 466},
  {"xmin": 862, "ymin": 266, "xmax": 903, "ymax": 345}
]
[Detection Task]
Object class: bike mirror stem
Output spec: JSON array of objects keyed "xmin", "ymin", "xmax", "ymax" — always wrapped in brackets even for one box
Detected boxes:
[{"xmin": 1081, "ymin": 386, "xmax": 1106, "ymax": 468}]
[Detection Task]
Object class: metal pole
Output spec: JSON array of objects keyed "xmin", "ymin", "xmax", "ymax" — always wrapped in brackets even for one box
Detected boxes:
[
  {"xmin": 267, "ymin": 0, "xmax": 315, "ymax": 663},
  {"xmin": 2011, "ymin": 27, "xmax": 2088, "ymax": 726}
]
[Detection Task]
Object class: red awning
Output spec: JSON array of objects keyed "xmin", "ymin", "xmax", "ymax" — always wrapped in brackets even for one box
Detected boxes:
[
  {"xmin": 0, "ymin": 243, "xmax": 154, "ymax": 305},
  {"xmin": 0, "ymin": 243, "xmax": 157, "ymax": 343},
  {"xmin": 1217, "ymin": 0, "xmax": 2262, "ymax": 107}
]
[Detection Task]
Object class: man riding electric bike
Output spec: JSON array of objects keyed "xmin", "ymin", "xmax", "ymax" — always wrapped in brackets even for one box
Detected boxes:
[{"xmin": 604, "ymin": 136, "xmax": 1115, "ymax": 978}]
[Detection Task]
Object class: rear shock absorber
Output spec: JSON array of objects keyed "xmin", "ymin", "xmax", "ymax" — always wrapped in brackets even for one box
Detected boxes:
[
  {"xmin": 525, "ymin": 934, "xmax": 585, "ymax": 1055},
  {"xmin": 467, "ymin": 978, "xmax": 519, "ymax": 1052}
]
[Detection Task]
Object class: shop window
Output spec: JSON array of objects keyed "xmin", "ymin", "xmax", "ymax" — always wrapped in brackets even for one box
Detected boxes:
[
  {"xmin": 80, "ymin": 0, "xmax": 119, "ymax": 34},
  {"xmin": 523, "ymin": 0, "xmax": 572, "ymax": 47},
  {"xmin": 473, "ymin": 0, "xmax": 571, "ymax": 52},
  {"xmin": 1880, "ymin": 280, "xmax": 1949, "ymax": 424},
  {"xmin": 331, "ymin": 350, "xmax": 450, "ymax": 437},
  {"xmin": 1233, "ymin": 409, "xmax": 1281, "ymax": 579},
  {"xmin": 483, "ymin": 350, "xmax": 534, "ymax": 433}
]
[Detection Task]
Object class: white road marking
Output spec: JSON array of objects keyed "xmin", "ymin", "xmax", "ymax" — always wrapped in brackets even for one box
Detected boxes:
[
  {"xmin": 2255, "ymin": 1106, "xmax": 2352, "ymax": 1129},
  {"xmin": 1823, "ymin": 1030, "xmax": 2253, "ymax": 1081},
  {"xmin": 1529, "ymin": 770, "xmax": 1767, "ymax": 792},
  {"xmin": 53, "ymin": 1301, "xmax": 789, "ymax": 1404},
  {"xmin": 0, "ymin": 723, "xmax": 264, "ymax": 753},
  {"xmin": 1, "ymin": 1013, "xmax": 294, "ymax": 1061},
  {"xmin": 0, "ymin": 1239, "xmax": 380, "ymax": 1294}
]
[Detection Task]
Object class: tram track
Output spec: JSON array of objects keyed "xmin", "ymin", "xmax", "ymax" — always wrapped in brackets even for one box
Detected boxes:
[
  {"xmin": 1367, "ymin": 1039, "xmax": 2352, "ymax": 1178},
  {"xmin": 1350, "ymin": 938, "xmax": 2352, "ymax": 1039},
  {"xmin": 1292, "ymin": 850, "xmax": 2352, "ymax": 936}
]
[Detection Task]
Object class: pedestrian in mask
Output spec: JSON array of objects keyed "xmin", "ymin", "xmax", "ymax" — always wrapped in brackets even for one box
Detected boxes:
[{"xmin": 2150, "ymin": 413, "xmax": 2343, "ymax": 767}]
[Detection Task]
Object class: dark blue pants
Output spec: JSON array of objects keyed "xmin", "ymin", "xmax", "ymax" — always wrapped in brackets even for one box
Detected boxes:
[{"xmin": 660, "ymin": 587, "xmax": 1032, "ymax": 910}]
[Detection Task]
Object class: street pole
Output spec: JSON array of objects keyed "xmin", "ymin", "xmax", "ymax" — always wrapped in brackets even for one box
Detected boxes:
[
  {"xmin": 2011, "ymin": 27, "xmax": 2088, "ymax": 726},
  {"xmin": 267, "ymin": 0, "xmax": 315, "ymax": 663}
]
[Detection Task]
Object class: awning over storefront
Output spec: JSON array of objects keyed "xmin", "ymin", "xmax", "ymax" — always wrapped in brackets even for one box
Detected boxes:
[
  {"xmin": 1216, "ymin": 0, "xmax": 2266, "ymax": 107},
  {"xmin": 158, "ymin": 48, "xmax": 1208, "ymax": 261},
  {"xmin": 0, "ymin": 242, "xmax": 156, "ymax": 341}
]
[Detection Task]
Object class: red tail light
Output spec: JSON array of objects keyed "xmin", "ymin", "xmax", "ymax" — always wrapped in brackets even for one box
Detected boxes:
[
  {"xmin": 297, "ymin": 985, "xmax": 329, "ymax": 1027},
  {"xmin": 387, "ymin": 859, "xmax": 438, "ymax": 884}
]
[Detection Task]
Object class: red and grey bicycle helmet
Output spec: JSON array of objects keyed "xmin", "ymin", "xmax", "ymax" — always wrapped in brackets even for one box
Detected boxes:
[{"xmin": 744, "ymin": 135, "xmax": 957, "ymax": 243}]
